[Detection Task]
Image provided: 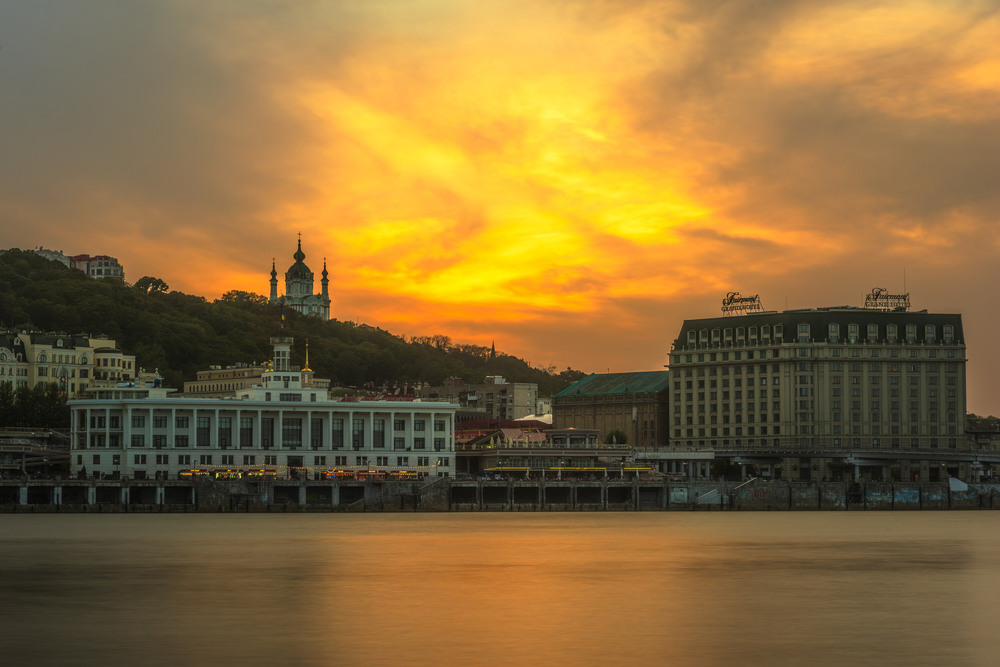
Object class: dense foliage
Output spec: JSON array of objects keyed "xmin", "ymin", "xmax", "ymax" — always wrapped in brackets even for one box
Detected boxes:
[
  {"xmin": 0, "ymin": 382, "xmax": 68, "ymax": 429},
  {"xmin": 0, "ymin": 249, "xmax": 586, "ymax": 395}
]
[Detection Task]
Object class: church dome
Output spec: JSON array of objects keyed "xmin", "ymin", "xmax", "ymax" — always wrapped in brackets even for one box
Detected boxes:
[{"xmin": 286, "ymin": 239, "xmax": 312, "ymax": 279}]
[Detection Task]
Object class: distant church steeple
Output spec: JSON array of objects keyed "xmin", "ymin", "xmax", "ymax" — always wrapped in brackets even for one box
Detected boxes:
[
  {"xmin": 269, "ymin": 258, "xmax": 278, "ymax": 302},
  {"xmin": 268, "ymin": 236, "xmax": 331, "ymax": 319},
  {"xmin": 490, "ymin": 340, "xmax": 496, "ymax": 360}
]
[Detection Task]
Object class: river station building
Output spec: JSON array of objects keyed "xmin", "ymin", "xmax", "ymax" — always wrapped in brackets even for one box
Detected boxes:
[
  {"xmin": 666, "ymin": 296, "xmax": 971, "ymax": 483},
  {"xmin": 68, "ymin": 337, "xmax": 458, "ymax": 481}
]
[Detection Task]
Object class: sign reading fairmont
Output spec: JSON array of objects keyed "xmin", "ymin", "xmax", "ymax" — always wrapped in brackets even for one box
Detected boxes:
[
  {"xmin": 721, "ymin": 291, "xmax": 764, "ymax": 316},
  {"xmin": 864, "ymin": 287, "xmax": 910, "ymax": 312}
]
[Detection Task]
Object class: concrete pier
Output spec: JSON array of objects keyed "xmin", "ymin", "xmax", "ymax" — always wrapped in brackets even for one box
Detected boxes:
[{"xmin": 1, "ymin": 478, "xmax": 996, "ymax": 512}]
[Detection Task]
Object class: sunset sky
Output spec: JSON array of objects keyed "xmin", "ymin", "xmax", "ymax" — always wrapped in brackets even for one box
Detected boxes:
[{"xmin": 2, "ymin": 1, "xmax": 999, "ymax": 412}]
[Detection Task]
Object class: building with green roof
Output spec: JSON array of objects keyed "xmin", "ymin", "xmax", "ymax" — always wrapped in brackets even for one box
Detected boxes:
[{"xmin": 553, "ymin": 371, "xmax": 670, "ymax": 449}]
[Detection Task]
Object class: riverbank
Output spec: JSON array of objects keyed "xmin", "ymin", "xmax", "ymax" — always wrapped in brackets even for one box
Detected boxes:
[{"xmin": 2, "ymin": 477, "xmax": 998, "ymax": 511}]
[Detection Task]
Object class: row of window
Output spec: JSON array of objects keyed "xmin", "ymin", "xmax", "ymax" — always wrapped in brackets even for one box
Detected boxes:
[
  {"xmin": 79, "ymin": 454, "xmax": 450, "ymax": 467},
  {"xmin": 116, "ymin": 415, "xmax": 449, "ymax": 430},
  {"xmin": 101, "ymin": 433, "xmax": 450, "ymax": 450},
  {"xmin": 685, "ymin": 323, "xmax": 956, "ymax": 346}
]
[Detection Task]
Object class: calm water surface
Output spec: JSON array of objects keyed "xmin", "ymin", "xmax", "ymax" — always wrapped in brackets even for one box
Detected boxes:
[{"xmin": 2, "ymin": 512, "xmax": 1000, "ymax": 666}]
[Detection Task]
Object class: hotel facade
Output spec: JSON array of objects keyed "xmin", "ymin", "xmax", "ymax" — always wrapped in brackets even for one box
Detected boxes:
[
  {"xmin": 69, "ymin": 337, "xmax": 458, "ymax": 481},
  {"xmin": 666, "ymin": 296, "xmax": 971, "ymax": 482}
]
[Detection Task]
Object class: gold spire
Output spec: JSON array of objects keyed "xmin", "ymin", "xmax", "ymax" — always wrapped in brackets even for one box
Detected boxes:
[{"xmin": 302, "ymin": 339, "xmax": 312, "ymax": 373}]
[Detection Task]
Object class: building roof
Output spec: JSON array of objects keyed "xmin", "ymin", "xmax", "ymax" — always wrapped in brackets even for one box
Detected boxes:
[
  {"xmin": 671, "ymin": 307, "xmax": 964, "ymax": 349},
  {"xmin": 554, "ymin": 371, "xmax": 671, "ymax": 398}
]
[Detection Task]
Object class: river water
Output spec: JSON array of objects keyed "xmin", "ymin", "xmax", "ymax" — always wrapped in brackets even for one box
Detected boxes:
[{"xmin": 2, "ymin": 512, "xmax": 999, "ymax": 666}]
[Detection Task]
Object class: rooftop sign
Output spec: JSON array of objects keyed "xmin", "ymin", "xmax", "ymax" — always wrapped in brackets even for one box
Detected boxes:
[
  {"xmin": 864, "ymin": 287, "xmax": 910, "ymax": 312},
  {"xmin": 721, "ymin": 292, "xmax": 764, "ymax": 316}
]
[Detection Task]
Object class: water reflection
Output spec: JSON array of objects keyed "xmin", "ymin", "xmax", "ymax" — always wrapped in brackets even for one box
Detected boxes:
[{"xmin": 1, "ymin": 513, "xmax": 998, "ymax": 666}]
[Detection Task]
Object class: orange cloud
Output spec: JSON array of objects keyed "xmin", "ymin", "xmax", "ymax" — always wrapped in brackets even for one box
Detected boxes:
[{"xmin": 3, "ymin": 0, "xmax": 1000, "ymax": 410}]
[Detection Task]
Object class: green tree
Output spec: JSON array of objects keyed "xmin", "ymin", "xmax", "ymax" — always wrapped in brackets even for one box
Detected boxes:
[
  {"xmin": 133, "ymin": 276, "xmax": 170, "ymax": 294},
  {"xmin": 605, "ymin": 429, "xmax": 628, "ymax": 445},
  {"xmin": 216, "ymin": 290, "xmax": 269, "ymax": 307}
]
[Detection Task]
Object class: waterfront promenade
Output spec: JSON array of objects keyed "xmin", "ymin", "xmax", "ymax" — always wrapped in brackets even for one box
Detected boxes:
[{"xmin": 1, "ymin": 476, "xmax": 997, "ymax": 512}]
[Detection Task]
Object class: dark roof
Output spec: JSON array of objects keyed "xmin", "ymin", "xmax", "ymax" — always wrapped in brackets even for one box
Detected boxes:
[
  {"xmin": 554, "ymin": 371, "xmax": 670, "ymax": 398},
  {"xmin": 672, "ymin": 307, "xmax": 964, "ymax": 348},
  {"xmin": 27, "ymin": 333, "xmax": 91, "ymax": 349}
]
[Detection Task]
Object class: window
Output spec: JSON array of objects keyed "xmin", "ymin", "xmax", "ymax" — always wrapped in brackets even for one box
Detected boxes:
[
  {"xmin": 434, "ymin": 438, "xmax": 445, "ymax": 451},
  {"xmin": 393, "ymin": 419, "xmax": 405, "ymax": 431},
  {"xmin": 376, "ymin": 456, "xmax": 389, "ymax": 466},
  {"xmin": 281, "ymin": 418, "xmax": 302, "ymax": 448},
  {"xmin": 314, "ymin": 456, "xmax": 326, "ymax": 465},
  {"xmin": 240, "ymin": 417, "xmax": 254, "ymax": 447},
  {"xmin": 222, "ymin": 455, "xmax": 234, "ymax": 465},
  {"xmin": 243, "ymin": 455, "xmax": 256, "ymax": 465},
  {"xmin": 197, "ymin": 416, "xmax": 211, "ymax": 447},
  {"xmin": 394, "ymin": 437, "xmax": 405, "ymax": 450},
  {"xmin": 153, "ymin": 416, "xmax": 167, "ymax": 429},
  {"xmin": 397, "ymin": 456, "xmax": 409, "ymax": 466},
  {"xmin": 156, "ymin": 454, "xmax": 169, "ymax": 465},
  {"xmin": 414, "ymin": 420, "xmax": 426, "ymax": 432},
  {"xmin": 352, "ymin": 418, "xmax": 365, "ymax": 448},
  {"xmin": 434, "ymin": 420, "xmax": 446, "ymax": 432},
  {"xmin": 264, "ymin": 455, "xmax": 277, "ymax": 465},
  {"xmin": 199, "ymin": 455, "xmax": 213, "ymax": 465},
  {"xmin": 133, "ymin": 454, "xmax": 147, "ymax": 464},
  {"xmin": 132, "ymin": 415, "xmax": 145, "ymax": 428},
  {"xmin": 130, "ymin": 434, "xmax": 145, "ymax": 447},
  {"xmin": 332, "ymin": 418, "xmax": 344, "ymax": 449},
  {"xmin": 175, "ymin": 416, "xmax": 189, "ymax": 429}
]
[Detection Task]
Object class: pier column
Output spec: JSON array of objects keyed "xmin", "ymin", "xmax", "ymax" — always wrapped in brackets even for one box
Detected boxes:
[
  {"xmin": 121, "ymin": 487, "xmax": 129, "ymax": 505},
  {"xmin": 18, "ymin": 487, "xmax": 28, "ymax": 505},
  {"xmin": 507, "ymin": 482, "xmax": 513, "ymax": 510},
  {"xmin": 538, "ymin": 482, "xmax": 543, "ymax": 509},
  {"xmin": 299, "ymin": 485, "xmax": 307, "ymax": 506},
  {"xmin": 331, "ymin": 484, "xmax": 340, "ymax": 506},
  {"xmin": 602, "ymin": 483, "xmax": 608, "ymax": 510},
  {"xmin": 476, "ymin": 482, "xmax": 482, "ymax": 510},
  {"xmin": 88, "ymin": 487, "xmax": 96, "ymax": 505},
  {"xmin": 156, "ymin": 486, "xmax": 165, "ymax": 505},
  {"xmin": 54, "ymin": 487, "xmax": 63, "ymax": 505}
]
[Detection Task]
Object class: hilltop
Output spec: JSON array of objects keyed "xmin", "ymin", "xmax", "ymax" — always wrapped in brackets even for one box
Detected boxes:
[{"xmin": 0, "ymin": 249, "xmax": 586, "ymax": 395}]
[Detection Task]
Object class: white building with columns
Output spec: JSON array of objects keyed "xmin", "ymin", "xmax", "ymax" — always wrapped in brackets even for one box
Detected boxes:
[{"xmin": 68, "ymin": 337, "xmax": 458, "ymax": 481}]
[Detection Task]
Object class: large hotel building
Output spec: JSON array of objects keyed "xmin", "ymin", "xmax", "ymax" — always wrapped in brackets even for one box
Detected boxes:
[{"xmin": 667, "ymin": 294, "xmax": 968, "ymax": 482}]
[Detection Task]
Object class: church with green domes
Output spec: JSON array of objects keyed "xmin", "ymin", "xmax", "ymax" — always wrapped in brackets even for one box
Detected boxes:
[{"xmin": 269, "ymin": 237, "xmax": 331, "ymax": 319}]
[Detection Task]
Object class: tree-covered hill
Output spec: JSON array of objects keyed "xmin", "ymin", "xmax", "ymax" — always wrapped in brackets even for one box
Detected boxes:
[{"xmin": 0, "ymin": 249, "xmax": 585, "ymax": 395}]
